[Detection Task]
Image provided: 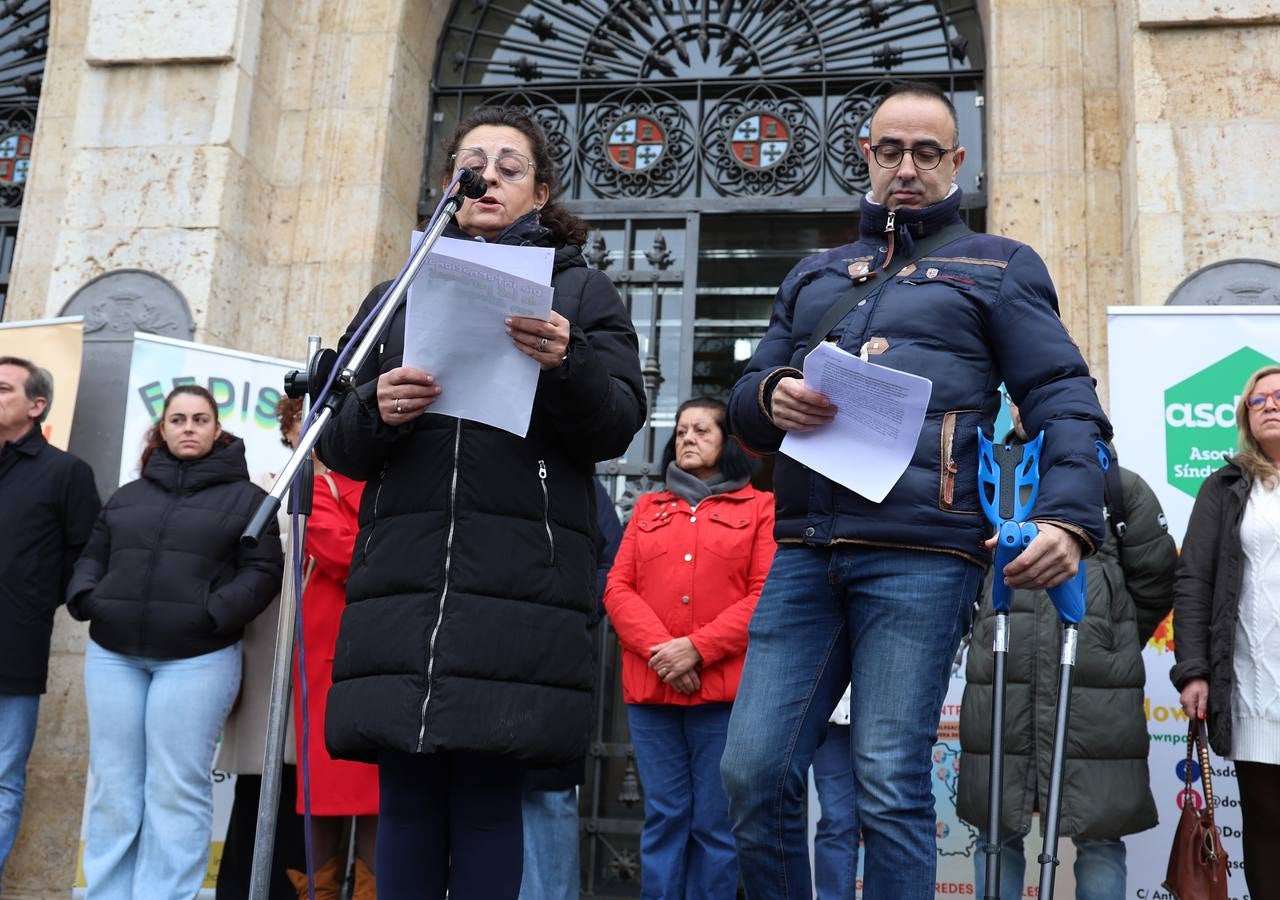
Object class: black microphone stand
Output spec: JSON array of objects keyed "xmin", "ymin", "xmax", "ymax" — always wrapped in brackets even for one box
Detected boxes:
[{"xmin": 241, "ymin": 170, "xmax": 486, "ymax": 900}]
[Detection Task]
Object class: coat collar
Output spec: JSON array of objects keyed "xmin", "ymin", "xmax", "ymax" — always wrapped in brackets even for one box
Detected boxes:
[
  {"xmin": 650, "ymin": 483, "xmax": 756, "ymax": 505},
  {"xmin": 858, "ymin": 185, "xmax": 964, "ymax": 238},
  {"xmin": 1, "ymin": 423, "xmax": 44, "ymax": 458}
]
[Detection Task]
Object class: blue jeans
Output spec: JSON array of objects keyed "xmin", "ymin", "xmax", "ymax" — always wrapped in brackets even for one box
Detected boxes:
[
  {"xmin": 0, "ymin": 693, "xmax": 40, "ymax": 884},
  {"xmin": 721, "ymin": 545, "xmax": 981, "ymax": 900},
  {"xmin": 974, "ymin": 834, "xmax": 1126, "ymax": 900},
  {"xmin": 519, "ymin": 786, "xmax": 580, "ymax": 900},
  {"xmin": 82, "ymin": 640, "xmax": 241, "ymax": 900},
  {"xmin": 628, "ymin": 703, "xmax": 739, "ymax": 900},
  {"xmin": 811, "ymin": 723, "xmax": 857, "ymax": 900}
]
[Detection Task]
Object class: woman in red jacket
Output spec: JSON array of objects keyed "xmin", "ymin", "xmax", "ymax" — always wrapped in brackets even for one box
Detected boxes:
[
  {"xmin": 605, "ymin": 397, "xmax": 775, "ymax": 900},
  {"xmin": 279, "ymin": 399, "xmax": 379, "ymax": 900}
]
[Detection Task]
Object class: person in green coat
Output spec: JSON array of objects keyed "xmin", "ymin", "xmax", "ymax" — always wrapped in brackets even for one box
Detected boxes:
[{"xmin": 957, "ymin": 403, "xmax": 1177, "ymax": 899}]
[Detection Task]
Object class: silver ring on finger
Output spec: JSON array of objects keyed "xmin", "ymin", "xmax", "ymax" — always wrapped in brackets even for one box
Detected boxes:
[
  {"xmin": 393, "ymin": 397, "xmax": 402, "ymax": 415},
  {"xmin": 538, "ymin": 337, "xmax": 549, "ymax": 352}
]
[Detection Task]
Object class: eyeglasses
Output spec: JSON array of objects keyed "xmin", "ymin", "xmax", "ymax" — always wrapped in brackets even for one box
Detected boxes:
[
  {"xmin": 451, "ymin": 148, "xmax": 534, "ymax": 182},
  {"xmin": 869, "ymin": 143, "xmax": 955, "ymax": 171},
  {"xmin": 1245, "ymin": 389, "xmax": 1280, "ymax": 409}
]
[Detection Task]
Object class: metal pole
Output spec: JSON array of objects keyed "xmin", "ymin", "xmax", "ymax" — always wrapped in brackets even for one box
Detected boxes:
[
  {"xmin": 248, "ymin": 335, "xmax": 320, "ymax": 899},
  {"xmin": 983, "ymin": 611, "xmax": 1009, "ymax": 899},
  {"xmin": 241, "ymin": 183, "xmax": 476, "ymax": 548},
  {"xmin": 1037, "ymin": 624, "xmax": 1079, "ymax": 899}
]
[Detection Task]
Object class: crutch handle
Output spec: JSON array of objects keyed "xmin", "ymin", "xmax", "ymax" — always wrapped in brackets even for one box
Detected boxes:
[{"xmin": 991, "ymin": 520, "xmax": 1036, "ymax": 613}]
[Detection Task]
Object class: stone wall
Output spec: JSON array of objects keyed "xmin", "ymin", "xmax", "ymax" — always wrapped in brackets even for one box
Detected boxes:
[
  {"xmin": 984, "ymin": 0, "xmax": 1126, "ymax": 408},
  {"xmin": 1117, "ymin": 0, "xmax": 1280, "ymax": 311},
  {"xmin": 1, "ymin": 1, "xmax": 442, "ymax": 895},
  {"xmin": 6, "ymin": 0, "xmax": 444, "ymax": 357}
]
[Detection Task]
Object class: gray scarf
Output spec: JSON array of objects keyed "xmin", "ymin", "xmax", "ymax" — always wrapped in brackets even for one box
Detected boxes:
[{"xmin": 664, "ymin": 461, "xmax": 749, "ymax": 510}]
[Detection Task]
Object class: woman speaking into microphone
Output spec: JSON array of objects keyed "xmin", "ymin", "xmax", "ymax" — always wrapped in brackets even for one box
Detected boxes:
[{"xmin": 317, "ymin": 106, "xmax": 645, "ymax": 900}]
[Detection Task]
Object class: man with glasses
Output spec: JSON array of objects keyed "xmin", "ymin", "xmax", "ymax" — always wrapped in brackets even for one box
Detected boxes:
[{"xmin": 722, "ymin": 82, "xmax": 1112, "ymax": 899}]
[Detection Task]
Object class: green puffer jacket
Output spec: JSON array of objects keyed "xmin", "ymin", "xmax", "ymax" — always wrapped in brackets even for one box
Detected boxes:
[{"xmin": 957, "ymin": 464, "xmax": 1176, "ymax": 839}]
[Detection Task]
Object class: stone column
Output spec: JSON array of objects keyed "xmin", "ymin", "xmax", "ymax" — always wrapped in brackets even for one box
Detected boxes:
[
  {"xmin": 1116, "ymin": 0, "xmax": 1280, "ymax": 309},
  {"xmin": 984, "ymin": 0, "xmax": 1125, "ymax": 407},
  {"xmin": 2, "ymin": 1, "xmax": 442, "ymax": 895}
]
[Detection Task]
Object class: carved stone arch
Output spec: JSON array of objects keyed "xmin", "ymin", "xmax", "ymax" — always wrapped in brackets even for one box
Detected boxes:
[
  {"xmin": 60, "ymin": 269, "xmax": 195, "ymax": 342},
  {"xmin": 1165, "ymin": 259, "xmax": 1280, "ymax": 307}
]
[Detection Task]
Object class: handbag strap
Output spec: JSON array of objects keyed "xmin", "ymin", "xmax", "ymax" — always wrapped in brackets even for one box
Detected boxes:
[
  {"xmin": 800, "ymin": 221, "xmax": 972, "ymax": 359},
  {"xmin": 1193, "ymin": 718, "xmax": 1218, "ymax": 829}
]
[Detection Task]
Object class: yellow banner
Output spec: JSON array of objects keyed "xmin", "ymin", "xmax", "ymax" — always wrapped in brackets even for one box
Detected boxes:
[{"xmin": 0, "ymin": 317, "xmax": 85, "ymax": 450}]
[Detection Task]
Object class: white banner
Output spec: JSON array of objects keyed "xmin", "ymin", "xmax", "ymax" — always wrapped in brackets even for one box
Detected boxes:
[
  {"xmin": 117, "ymin": 333, "xmax": 299, "ymax": 486},
  {"xmin": 1108, "ymin": 306, "xmax": 1280, "ymax": 900},
  {"xmin": 77, "ymin": 334, "xmax": 299, "ymax": 895}
]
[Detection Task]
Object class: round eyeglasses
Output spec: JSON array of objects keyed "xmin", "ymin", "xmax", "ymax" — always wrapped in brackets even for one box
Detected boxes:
[
  {"xmin": 1245, "ymin": 389, "xmax": 1280, "ymax": 410},
  {"xmin": 451, "ymin": 148, "xmax": 534, "ymax": 182},
  {"xmin": 868, "ymin": 143, "xmax": 955, "ymax": 171}
]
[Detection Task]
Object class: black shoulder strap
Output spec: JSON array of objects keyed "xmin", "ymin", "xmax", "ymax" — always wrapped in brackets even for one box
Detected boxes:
[
  {"xmin": 1102, "ymin": 445, "xmax": 1128, "ymax": 541},
  {"xmin": 1095, "ymin": 440, "xmax": 1128, "ymax": 541},
  {"xmin": 801, "ymin": 222, "xmax": 973, "ymax": 360}
]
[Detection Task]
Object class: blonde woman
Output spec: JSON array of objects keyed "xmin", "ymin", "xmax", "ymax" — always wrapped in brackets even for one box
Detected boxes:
[{"xmin": 1173, "ymin": 364, "xmax": 1280, "ymax": 897}]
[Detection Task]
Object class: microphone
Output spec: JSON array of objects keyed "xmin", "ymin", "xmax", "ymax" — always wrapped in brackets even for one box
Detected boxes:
[{"xmin": 456, "ymin": 167, "xmax": 488, "ymax": 199}]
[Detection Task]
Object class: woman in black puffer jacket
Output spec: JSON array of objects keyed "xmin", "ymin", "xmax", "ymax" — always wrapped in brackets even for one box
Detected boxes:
[
  {"xmin": 68, "ymin": 384, "xmax": 282, "ymax": 899},
  {"xmin": 318, "ymin": 106, "xmax": 645, "ymax": 899}
]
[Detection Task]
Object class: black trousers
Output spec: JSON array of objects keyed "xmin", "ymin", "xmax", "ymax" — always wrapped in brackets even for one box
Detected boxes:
[
  {"xmin": 215, "ymin": 767, "xmax": 307, "ymax": 900},
  {"xmin": 1235, "ymin": 760, "xmax": 1280, "ymax": 898},
  {"xmin": 376, "ymin": 750, "xmax": 525, "ymax": 900}
]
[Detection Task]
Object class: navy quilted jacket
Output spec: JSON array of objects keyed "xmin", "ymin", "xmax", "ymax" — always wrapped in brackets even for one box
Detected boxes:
[{"xmin": 728, "ymin": 189, "xmax": 1111, "ymax": 561}]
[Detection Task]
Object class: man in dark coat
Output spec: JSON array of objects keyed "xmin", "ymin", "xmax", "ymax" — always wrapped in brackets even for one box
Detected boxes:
[
  {"xmin": 957, "ymin": 404, "xmax": 1176, "ymax": 898},
  {"xmin": 0, "ymin": 356, "xmax": 99, "ymax": 881},
  {"xmin": 720, "ymin": 82, "xmax": 1112, "ymax": 898}
]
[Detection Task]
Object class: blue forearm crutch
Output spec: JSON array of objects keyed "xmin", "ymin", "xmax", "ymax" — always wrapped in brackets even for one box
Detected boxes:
[{"xmin": 976, "ymin": 429, "xmax": 1088, "ymax": 900}]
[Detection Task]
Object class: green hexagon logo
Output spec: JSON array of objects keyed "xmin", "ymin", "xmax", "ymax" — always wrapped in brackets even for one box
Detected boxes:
[{"xmin": 1164, "ymin": 346, "xmax": 1279, "ymax": 497}]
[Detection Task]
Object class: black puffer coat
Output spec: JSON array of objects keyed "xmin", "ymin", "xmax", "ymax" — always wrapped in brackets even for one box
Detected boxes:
[
  {"xmin": 1170, "ymin": 460, "xmax": 1252, "ymax": 758},
  {"xmin": 318, "ymin": 215, "xmax": 645, "ymax": 765},
  {"xmin": 67, "ymin": 439, "xmax": 283, "ymax": 659},
  {"xmin": 958, "ymin": 463, "xmax": 1176, "ymax": 839}
]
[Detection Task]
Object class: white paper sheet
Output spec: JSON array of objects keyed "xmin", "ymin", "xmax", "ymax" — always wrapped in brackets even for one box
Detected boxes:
[
  {"xmin": 403, "ymin": 233, "xmax": 555, "ymax": 437},
  {"xmin": 779, "ymin": 342, "xmax": 932, "ymax": 502}
]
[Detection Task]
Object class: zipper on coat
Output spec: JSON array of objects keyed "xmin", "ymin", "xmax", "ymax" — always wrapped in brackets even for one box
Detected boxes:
[
  {"xmin": 417, "ymin": 420, "xmax": 462, "ymax": 752},
  {"xmin": 879, "ymin": 210, "xmax": 897, "ymax": 270},
  {"xmin": 362, "ymin": 465, "xmax": 387, "ymax": 560},
  {"xmin": 941, "ymin": 413, "xmax": 958, "ymax": 508},
  {"xmin": 538, "ymin": 459, "xmax": 555, "ymax": 564}
]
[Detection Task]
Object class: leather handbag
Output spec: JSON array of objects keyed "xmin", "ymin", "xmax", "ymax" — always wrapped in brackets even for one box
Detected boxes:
[{"xmin": 1163, "ymin": 718, "xmax": 1229, "ymax": 900}]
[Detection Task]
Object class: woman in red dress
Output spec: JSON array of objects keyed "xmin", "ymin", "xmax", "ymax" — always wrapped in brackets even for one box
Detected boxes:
[{"xmin": 280, "ymin": 398, "xmax": 379, "ymax": 900}]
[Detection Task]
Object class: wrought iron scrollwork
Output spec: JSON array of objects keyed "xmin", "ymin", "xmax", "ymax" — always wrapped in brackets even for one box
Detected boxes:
[
  {"xmin": 702, "ymin": 84, "xmax": 820, "ymax": 197},
  {"xmin": 443, "ymin": 0, "xmax": 977, "ymax": 84},
  {"xmin": 584, "ymin": 230, "xmax": 612, "ymax": 271},
  {"xmin": 0, "ymin": 1, "xmax": 48, "ymax": 211},
  {"xmin": 579, "ymin": 87, "xmax": 695, "ymax": 198},
  {"xmin": 475, "ymin": 89, "xmax": 575, "ymax": 182},
  {"xmin": 0, "ymin": 104, "xmax": 34, "ymax": 208},
  {"xmin": 826, "ymin": 80, "xmax": 896, "ymax": 196},
  {"xmin": 0, "ymin": 0, "xmax": 46, "ymax": 103}
]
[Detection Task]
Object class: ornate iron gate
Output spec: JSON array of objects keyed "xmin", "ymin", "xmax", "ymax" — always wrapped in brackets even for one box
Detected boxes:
[{"xmin": 0, "ymin": 0, "xmax": 47, "ymax": 318}]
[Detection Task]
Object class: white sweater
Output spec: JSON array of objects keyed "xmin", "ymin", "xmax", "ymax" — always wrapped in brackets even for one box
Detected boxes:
[{"xmin": 1230, "ymin": 480, "xmax": 1280, "ymax": 765}]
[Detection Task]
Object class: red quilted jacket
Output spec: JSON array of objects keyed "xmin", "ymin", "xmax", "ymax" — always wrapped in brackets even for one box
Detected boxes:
[{"xmin": 605, "ymin": 484, "xmax": 775, "ymax": 705}]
